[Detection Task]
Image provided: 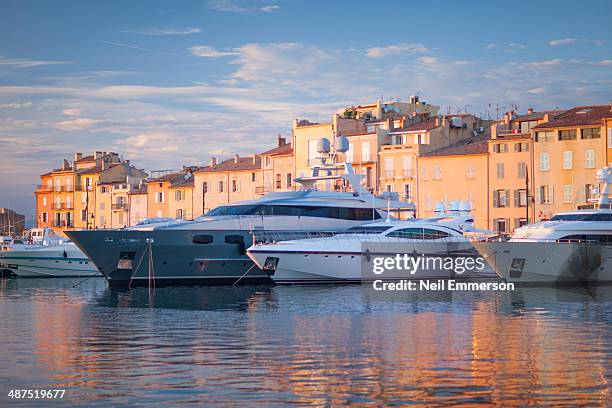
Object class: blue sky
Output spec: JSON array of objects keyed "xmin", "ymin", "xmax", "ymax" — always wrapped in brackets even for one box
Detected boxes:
[{"xmin": 1, "ymin": 0, "xmax": 611, "ymax": 219}]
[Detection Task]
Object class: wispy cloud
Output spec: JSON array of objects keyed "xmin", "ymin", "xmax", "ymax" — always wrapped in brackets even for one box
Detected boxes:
[
  {"xmin": 54, "ymin": 118, "xmax": 100, "ymax": 131},
  {"xmin": 0, "ymin": 101, "xmax": 32, "ymax": 108},
  {"xmin": 116, "ymin": 27, "xmax": 201, "ymax": 36},
  {"xmin": 0, "ymin": 57, "xmax": 69, "ymax": 68},
  {"xmin": 189, "ymin": 45, "xmax": 240, "ymax": 58},
  {"xmin": 549, "ymin": 38, "xmax": 603, "ymax": 46},
  {"xmin": 505, "ymin": 43, "xmax": 526, "ymax": 52},
  {"xmin": 62, "ymin": 108, "xmax": 82, "ymax": 116},
  {"xmin": 207, "ymin": 0, "xmax": 279, "ymax": 13},
  {"xmin": 365, "ymin": 43, "xmax": 429, "ymax": 58},
  {"xmin": 597, "ymin": 59, "xmax": 612, "ymax": 66},
  {"xmin": 101, "ymin": 40, "xmax": 182, "ymax": 57},
  {"xmin": 484, "ymin": 43, "xmax": 496, "ymax": 50}
]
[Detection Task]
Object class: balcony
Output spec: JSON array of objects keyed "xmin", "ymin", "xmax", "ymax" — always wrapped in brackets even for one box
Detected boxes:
[
  {"xmin": 53, "ymin": 220, "xmax": 74, "ymax": 228},
  {"xmin": 255, "ymin": 186, "xmax": 273, "ymax": 195},
  {"xmin": 112, "ymin": 203, "xmax": 129, "ymax": 211},
  {"xmin": 53, "ymin": 202, "xmax": 74, "ymax": 210},
  {"xmin": 35, "ymin": 185, "xmax": 53, "ymax": 192},
  {"xmin": 76, "ymin": 185, "xmax": 94, "ymax": 192},
  {"xmin": 51, "ymin": 185, "xmax": 74, "ymax": 192}
]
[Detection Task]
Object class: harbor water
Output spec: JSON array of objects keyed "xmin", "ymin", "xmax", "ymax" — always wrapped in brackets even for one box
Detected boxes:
[{"xmin": 0, "ymin": 277, "xmax": 611, "ymax": 406}]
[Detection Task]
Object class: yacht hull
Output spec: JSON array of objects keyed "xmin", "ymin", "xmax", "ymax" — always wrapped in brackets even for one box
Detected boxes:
[
  {"xmin": 249, "ymin": 243, "xmax": 496, "ymax": 284},
  {"xmin": 66, "ymin": 229, "xmax": 270, "ymax": 286},
  {"xmin": 0, "ymin": 251, "xmax": 100, "ymax": 278},
  {"xmin": 472, "ymin": 241, "xmax": 611, "ymax": 284}
]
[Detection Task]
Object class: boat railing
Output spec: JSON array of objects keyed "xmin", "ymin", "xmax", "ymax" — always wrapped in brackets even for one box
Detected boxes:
[
  {"xmin": 251, "ymin": 231, "xmax": 474, "ymax": 246},
  {"xmin": 481, "ymin": 236, "xmax": 601, "ymax": 244}
]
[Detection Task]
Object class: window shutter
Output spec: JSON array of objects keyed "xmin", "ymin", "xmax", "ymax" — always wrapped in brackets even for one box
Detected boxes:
[
  {"xmin": 505, "ymin": 190, "xmax": 510, "ymax": 207},
  {"xmin": 550, "ymin": 185, "xmax": 554, "ymax": 204},
  {"xmin": 535, "ymin": 187, "xmax": 541, "ymax": 204},
  {"xmin": 492, "ymin": 191, "xmax": 498, "ymax": 208},
  {"xmin": 514, "ymin": 190, "xmax": 519, "ymax": 207}
]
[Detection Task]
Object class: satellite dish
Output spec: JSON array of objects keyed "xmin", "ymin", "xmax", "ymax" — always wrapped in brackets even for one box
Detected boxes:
[
  {"xmin": 334, "ymin": 136, "xmax": 349, "ymax": 153},
  {"xmin": 317, "ymin": 138, "xmax": 331, "ymax": 154}
]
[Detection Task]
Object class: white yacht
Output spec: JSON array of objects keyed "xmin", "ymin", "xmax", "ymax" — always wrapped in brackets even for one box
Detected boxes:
[
  {"xmin": 473, "ymin": 167, "xmax": 612, "ymax": 284},
  {"xmin": 0, "ymin": 228, "xmax": 101, "ymax": 278},
  {"xmin": 248, "ymin": 204, "xmax": 497, "ymax": 283},
  {"xmin": 66, "ymin": 138, "xmax": 415, "ymax": 286}
]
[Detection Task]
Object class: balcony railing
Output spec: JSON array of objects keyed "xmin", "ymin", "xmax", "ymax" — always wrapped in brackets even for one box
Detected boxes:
[
  {"xmin": 35, "ymin": 185, "xmax": 53, "ymax": 192},
  {"xmin": 112, "ymin": 203, "xmax": 129, "ymax": 211},
  {"xmin": 76, "ymin": 185, "xmax": 94, "ymax": 191},
  {"xmin": 255, "ymin": 186, "xmax": 273, "ymax": 194},
  {"xmin": 53, "ymin": 220, "xmax": 74, "ymax": 228},
  {"xmin": 53, "ymin": 202, "xmax": 74, "ymax": 210},
  {"xmin": 52, "ymin": 185, "xmax": 74, "ymax": 192}
]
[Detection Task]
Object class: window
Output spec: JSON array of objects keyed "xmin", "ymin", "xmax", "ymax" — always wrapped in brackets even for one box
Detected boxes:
[
  {"xmin": 608, "ymin": 128, "xmax": 612, "ymax": 146},
  {"xmin": 404, "ymin": 184, "xmax": 412, "ymax": 199},
  {"xmin": 466, "ymin": 163, "xmax": 475, "ymax": 179},
  {"xmin": 175, "ymin": 189, "xmax": 184, "ymax": 202},
  {"xmin": 517, "ymin": 162, "xmax": 526, "ymax": 178},
  {"xmin": 515, "ymin": 218, "xmax": 528, "ymax": 229},
  {"xmin": 192, "ymin": 235, "xmax": 213, "ymax": 244},
  {"xmin": 540, "ymin": 152, "xmax": 550, "ymax": 171},
  {"xmin": 493, "ymin": 143, "xmax": 507, "ymax": 153},
  {"xmin": 581, "ymin": 128, "xmax": 600, "ymax": 139},
  {"xmin": 176, "ymin": 209, "xmax": 184, "ymax": 219},
  {"xmin": 402, "ymin": 156, "xmax": 412, "ymax": 178},
  {"xmin": 496, "ymin": 163, "xmax": 505, "ymax": 179},
  {"xmin": 493, "ymin": 189, "xmax": 509, "ymax": 207},
  {"xmin": 535, "ymin": 131, "xmax": 554, "ymax": 142},
  {"xmin": 101, "ymin": 186, "xmax": 108, "ymax": 193},
  {"xmin": 99, "ymin": 202, "xmax": 105, "ymax": 210},
  {"xmin": 495, "ymin": 218, "xmax": 507, "ymax": 233},
  {"xmin": 81, "ymin": 210, "xmax": 87, "ymax": 221},
  {"xmin": 538, "ymin": 185, "xmax": 552, "ymax": 204},
  {"xmin": 251, "ymin": 172, "xmax": 256, "ymax": 182},
  {"xmin": 585, "ymin": 184, "xmax": 594, "ymax": 201},
  {"xmin": 202, "ymin": 182, "xmax": 208, "ymax": 193},
  {"xmin": 362, "ymin": 142, "xmax": 371, "ymax": 162},
  {"xmin": 218, "ymin": 180, "xmax": 224, "ymax": 193},
  {"xmin": 384, "ymin": 157, "xmax": 394, "ymax": 178},
  {"xmin": 432, "ymin": 165, "xmax": 442, "ymax": 180},
  {"xmin": 562, "ymin": 150, "xmax": 573, "ymax": 169},
  {"xmin": 265, "ymin": 156, "xmax": 271, "ymax": 166},
  {"xmin": 514, "ymin": 142, "xmax": 529, "ymax": 152},
  {"xmin": 559, "ymin": 129, "xmax": 577, "ymax": 140},
  {"xmin": 205, "ymin": 204, "xmax": 381, "ymax": 220},
  {"xmin": 155, "ymin": 191, "xmax": 164, "ymax": 203},
  {"xmin": 514, "ymin": 189, "xmax": 527, "ymax": 207},
  {"xmin": 117, "ymin": 212, "xmax": 123, "ymax": 226},
  {"xmin": 386, "ymin": 228, "xmax": 452, "ymax": 240},
  {"xmin": 275, "ymin": 174, "xmax": 281, "ymax": 189},
  {"xmin": 42, "ymin": 196, "xmax": 47, "ymax": 206},
  {"xmin": 563, "ymin": 185, "xmax": 573, "ymax": 203},
  {"xmin": 286, "ymin": 173, "xmax": 292, "ymax": 188},
  {"xmin": 81, "ymin": 192, "xmax": 87, "ymax": 204},
  {"xmin": 42, "ymin": 212, "xmax": 48, "ymax": 223},
  {"xmin": 585, "ymin": 149, "xmax": 595, "ymax": 168},
  {"xmin": 232, "ymin": 179, "xmax": 240, "ymax": 193}
]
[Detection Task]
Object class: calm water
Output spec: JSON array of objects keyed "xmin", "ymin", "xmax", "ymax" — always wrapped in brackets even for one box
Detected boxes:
[{"xmin": 0, "ymin": 277, "xmax": 611, "ymax": 407}]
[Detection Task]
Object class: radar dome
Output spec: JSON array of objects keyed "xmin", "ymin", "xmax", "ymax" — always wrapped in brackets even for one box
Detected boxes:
[
  {"xmin": 317, "ymin": 138, "xmax": 331, "ymax": 154},
  {"xmin": 334, "ymin": 136, "xmax": 349, "ymax": 153}
]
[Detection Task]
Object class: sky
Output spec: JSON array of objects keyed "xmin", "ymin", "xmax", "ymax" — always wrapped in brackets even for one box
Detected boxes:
[{"xmin": 1, "ymin": 0, "xmax": 611, "ymax": 220}]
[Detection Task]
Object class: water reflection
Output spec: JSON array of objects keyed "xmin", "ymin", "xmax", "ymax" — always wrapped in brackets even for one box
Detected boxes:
[{"xmin": 0, "ymin": 279, "xmax": 610, "ymax": 406}]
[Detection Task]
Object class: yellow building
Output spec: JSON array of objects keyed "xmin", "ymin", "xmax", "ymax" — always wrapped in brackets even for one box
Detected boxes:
[
  {"xmin": 193, "ymin": 155, "xmax": 262, "ymax": 214},
  {"xmin": 168, "ymin": 173, "xmax": 195, "ymax": 220},
  {"xmin": 416, "ymin": 137, "xmax": 490, "ymax": 229},
  {"xmin": 380, "ymin": 114, "xmax": 487, "ymax": 203},
  {"xmin": 258, "ymin": 137, "xmax": 295, "ymax": 195},
  {"xmin": 531, "ymin": 105, "xmax": 612, "ymax": 220}
]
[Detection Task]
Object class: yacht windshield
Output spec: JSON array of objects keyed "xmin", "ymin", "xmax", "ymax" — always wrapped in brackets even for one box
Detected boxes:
[
  {"xmin": 205, "ymin": 204, "xmax": 381, "ymax": 220},
  {"xmin": 344, "ymin": 225, "xmax": 393, "ymax": 234},
  {"xmin": 550, "ymin": 213, "xmax": 612, "ymax": 222}
]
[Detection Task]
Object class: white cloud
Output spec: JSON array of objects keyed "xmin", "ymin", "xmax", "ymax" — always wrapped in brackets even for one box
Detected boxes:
[
  {"xmin": 207, "ymin": 0, "xmax": 247, "ymax": 12},
  {"xmin": 484, "ymin": 43, "xmax": 496, "ymax": 50},
  {"xmin": 0, "ymin": 101, "xmax": 32, "ymax": 108},
  {"xmin": 54, "ymin": 118, "xmax": 100, "ymax": 131},
  {"xmin": 597, "ymin": 59, "xmax": 612, "ymax": 66},
  {"xmin": 189, "ymin": 45, "xmax": 239, "ymax": 58},
  {"xmin": 527, "ymin": 87, "xmax": 546, "ymax": 94},
  {"xmin": 505, "ymin": 43, "xmax": 526, "ymax": 51},
  {"xmin": 62, "ymin": 108, "xmax": 82, "ymax": 116},
  {"xmin": 261, "ymin": 5, "xmax": 280, "ymax": 12},
  {"xmin": 0, "ymin": 57, "xmax": 69, "ymax": 68},
  {"xmin": 549, "ymin": 38, "xmax": 577, "ymax": 46},
  {"xmin": 117, "ymin": 27, "xmax": 201, "ymax": 35},
  {"xmin": 365, "ymin": 43, "xmax": 429, "ymax": 58}
]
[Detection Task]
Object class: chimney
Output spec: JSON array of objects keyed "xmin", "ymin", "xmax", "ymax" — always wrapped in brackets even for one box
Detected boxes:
[
  {"xmin": 62, "ymin": 159, "xmax": 70, "ymax": 170},
  {"xmin": 74, "ymin": 152, "xmax": 82, "ymax": 162},
  {"xmin": 543, "ymin": 113, "xmax": 550, "ymax": 123},
  {"xmin": 234, "ymin": 154, "xmax": 240, "ymax": 164},
  {"xmin": 435, "ymin": 117, "xmax": 440, "ymax": 127},
  {"xmin": 503, "ymin": 112, "xmax": 510, "ymax": 126},
  {"xmin": 101, "ymin": 160, "xmax": 107, "ymax": 171},
  {"xmin": 210, "ymin": 157, "xmax": 217, "ymax": 167},
  {"xmin": 527, "ymin": 107, "xmax": 534, "ymax": 114},
  {"xmin": 277, "ymin": 135, "xmax": 286, "ymax": 147},
  {"xmin": 94, "ymin": 151, "xmax": 102, "ymax": 160},
  {"xmin": 252, "ymin": 155, "xmax": 257, "ymax": 165},
  {"xmin": 441, "ymin": 116, "xmax": 447, "ymax": 127}
]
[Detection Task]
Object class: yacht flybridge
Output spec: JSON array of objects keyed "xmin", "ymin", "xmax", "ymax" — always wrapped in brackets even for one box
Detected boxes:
[
  {"xmin": 67, "ymin": 137, "xmax": 415, "ymax": 286},
  {"xmin": 473, "ymin": 166, "xmax": 612, "ymax": 284}
]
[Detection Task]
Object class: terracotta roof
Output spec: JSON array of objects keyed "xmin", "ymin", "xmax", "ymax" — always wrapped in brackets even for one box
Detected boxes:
[
  {"xmin": 75, "ymin": 163, "xmax": 120, "ymax": 174},
  {"xmin": 391, "ymin": 118, "xmax": 438, "ymax": 133},
  {"xmin": 259, "ymin": 143, "xmax": 293, "ymax": 156},
  {"xmin": 423, "ymin": 136, "xmax": 491, "ymax": 157},
  {"xmin": 532, "ymin": 105, "xmax": 612, "ymax": 129},
  {"xmin": 196, "ymin": 156, "xmax": 261, "ymax": 173},
  {"xmin": 513, "ymin": 110, "xmax": 564, "ymax": 122}
]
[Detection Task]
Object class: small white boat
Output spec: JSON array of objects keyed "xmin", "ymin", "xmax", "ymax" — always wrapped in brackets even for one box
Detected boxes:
[
  {"xmin": 473, "ymin": 167, "xmax": 612, "ymax": 284},
  {"xmin": 0, "ymin": 228, "xmax": 100, "ymax": 278},
  {"xmin": 248, "ymin": 205, "xmax": 496, "ymax": 284}
]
